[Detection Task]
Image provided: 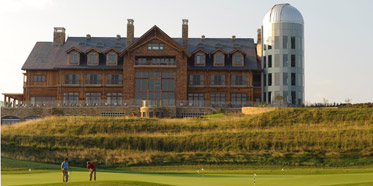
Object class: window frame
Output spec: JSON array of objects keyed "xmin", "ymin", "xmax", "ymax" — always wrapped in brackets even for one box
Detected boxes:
[
  {"xmin": 106, "ymin": 52, "xmax": 118, "ymax": 66},
  {"xmin": 232, "ymin": 52, "xmax": 244, "ymax": 66},
  {"xmin": 195, "ymin": 52, "xmax": 206, "ymax": 66},
  {"xmin": 87, "ymin": 51, "xmax": 99, "ymax": 65},
  {"xmin": 213, "ymin": 52, "xmax": 225, "ymax": 66},
  {"xmin": 69, "ymin": 51, "xmax": 79, "ymax": 65}
]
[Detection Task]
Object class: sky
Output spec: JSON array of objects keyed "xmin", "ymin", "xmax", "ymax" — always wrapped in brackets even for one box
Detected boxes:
[{"xmin": 0, "ymin": 0, "xmax": 372, "ymax": 104}]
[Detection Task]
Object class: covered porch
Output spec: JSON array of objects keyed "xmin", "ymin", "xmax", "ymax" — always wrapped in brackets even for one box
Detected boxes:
[{"xmin": 2, "ymin": 93, "xmax": 24, "ymax": 108}]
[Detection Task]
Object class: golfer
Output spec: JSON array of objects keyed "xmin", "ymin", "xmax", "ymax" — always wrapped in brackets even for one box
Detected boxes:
[
  {"xmin": 61, "ymin": 158, "xmax": 70, "ymax": 182},
  {"xmin": 87, "ymin": 161, "xmax": 96, "ymax": 181}
]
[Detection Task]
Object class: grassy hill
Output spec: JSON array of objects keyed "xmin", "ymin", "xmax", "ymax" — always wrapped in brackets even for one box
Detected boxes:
[{"xmin": 2, "ymin": 107, "xmax": 373, "ymax": 167}]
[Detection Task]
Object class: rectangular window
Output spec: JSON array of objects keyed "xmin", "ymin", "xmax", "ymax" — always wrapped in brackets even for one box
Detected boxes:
[
  {"xmin": 86, "ymin": 74, "xmax": 101, "ymax": 84},
  {"xmin": 233, "ymin": 53, "xmax": 243, "ymax": 66},
  {"xmin": 85, "ymin": 92, "xmax": 101, "ymax": 105},
  {"xmin": 268, "ymin": 55, "xmax": 272, "ymax": 68},
  {"xmin": 283, "ymin": 73, "xmax": 288, "ymax": 86},
  {"xmin": 210, "ymin": 93, "xmax": 225, "ymax": 107},
  {"xmin": 263, "ymin": 92, "xmax": 266, "ymax": 102},
  {"xmin": 210, "ymin": 75, "xmax": 225, "ymax": 85},
  {"xmin": 268, "ymin": 73, "xmax": 272, "ymax": 86},
  {"xmin": 268, "ymin": 91, "xmax": 272, "ymax": 103},
  {"xmin": 291, "ymin": 91, "xmax": 296, "ymax": 104},
  {"xmin": 214, "ymin": 53, "xmax": 224, "ymax": 66},
  {"xmin": 107, "ymin": 52, "xmax": 117, "ymax": 65},
  {"xmin": 106, "ymin": 93, "xmax": 122, "ymax": 106},
  {"xmin": 189, "ymin": 74, "xmax": 204, "ymax": 85},
  {"xmin": 291, "ymin": 73, "xmax": 296, "ymax": 86},
  {"xmin": 283, "ymin": 36, "xmax": 288, "ymax": 49},
  {"xmin": 33, "ymin": 75, "xmax": 46, "ymax": 82},
  {"xmin": 263, "ymin": 74, "xmax": 267, "ymax": 86},
  {"xmin": 263, "ymin": 56, "xmax": 266, "ymax": 68},
  {"xmin": 147, "ymin": 43, "xmax": 164, "ymax": 50},
  {"xmin": 135, "ymin": 57, "xmax": 175, "ymax": 66},
  {"xmin": 69, "ymin": 52, "xmax": 79, "ymax": 64},
  {"xmin": 291, "ymin": 55, "xmax": 296, "ymax": 67},
  {"xmin": 196, "ymin": 53, "xmax": 205, "ymax": 65},
  {"xmin": 188, "ymin": 93, "xmax": 204, "ymax": 107},
  {"xmin": 291, "ymin": 37, "xmax": 296, "ymax": 49},
  {"xmin": 63, "ymin": 92, "xmax": 79, "ymax": 105},
  {"xmin": 135, "ymin": 71, "xmax": 174, "ymax": 106},
  {"xmin": 283, "ymin": 91, "xmax": 288, "ymax": 103},
  {"xmin": 108, "ymin": 74, "xmax": 122, "ymax": 85},
  {"xmin": 231, "ymin": 93, "xmax": 247, "ymax": 107},
  {"xmin": 283, "ymin": 54, "xmax": 288, "ymax": 67},
  {"xmin": 30, "ymin": 96, "xmax": 56, "ymax": 106},
  {"xmin": 232, "ymin": 75, "xmax": 246, "ymax": 86},
  {"xmin": 65, "ymin": 74, "xmax": 80, "ymax": 84},
  {"xmin": 88, "ymin": 52, "xmax": 98, "ymax": 65}
]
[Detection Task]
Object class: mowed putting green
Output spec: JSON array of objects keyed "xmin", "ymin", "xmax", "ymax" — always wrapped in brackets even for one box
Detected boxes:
[
  {"xmin": 2, "ymin": 169, "xmax": 373, "ymax": 186},
  {"xmin": 2, "ymin": 158, "xmax": 373, "ymax": 186}
]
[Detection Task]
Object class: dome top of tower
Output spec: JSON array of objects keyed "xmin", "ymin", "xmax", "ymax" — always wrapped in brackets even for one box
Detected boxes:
[{"xmin": 263, "ymin": 3, "xmax": 304, "ymax": 25}]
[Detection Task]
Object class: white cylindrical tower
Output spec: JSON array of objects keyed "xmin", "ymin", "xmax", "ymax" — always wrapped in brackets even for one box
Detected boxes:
[{"xmin": 261, "ymin": 3, "xmax": 304, "ymax": 106}]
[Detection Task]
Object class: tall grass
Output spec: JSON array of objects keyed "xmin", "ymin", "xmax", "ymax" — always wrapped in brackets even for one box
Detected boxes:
[{"xmin": 2, "ymin": 108, "xmax": 373, "ymax": 167}]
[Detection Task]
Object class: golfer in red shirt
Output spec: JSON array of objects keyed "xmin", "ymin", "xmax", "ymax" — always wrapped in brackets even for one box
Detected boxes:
[{"xmin": 86, "ymin": 161, "xmax": 96, "ymax": 181}]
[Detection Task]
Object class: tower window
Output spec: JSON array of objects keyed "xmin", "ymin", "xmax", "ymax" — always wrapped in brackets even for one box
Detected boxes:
[
  {"xmin": 268, "ymin": 55, "xmax": 272, "ymax": 68},
  {"xmin": 283, "ymin": 36, "xmax": 288, "ymax": 49},
  {"xmin": 263, "ymin": 56, "xmax": 266, "ymax": 68},
  {"xmin": 291, "ymin": 55, "xmax": 296, "ymax": 67},
  {"xmin": 268, "ymin": 73, "xmax": 272, "ymax": 86},
  {"xmin": 283, "ymin": 54, "xmax": 288, "ymax": 67},
  {"xmin": 291, "ymin": 37, "xmax": 296, "ymax": 49},
  {"xmin": 291, "ymin": 73, "xmax": 296, "ymax": 86}
]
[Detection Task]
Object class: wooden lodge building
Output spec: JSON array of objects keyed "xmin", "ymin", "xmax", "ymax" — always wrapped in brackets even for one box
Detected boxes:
[{"xmin": 1, "ymin": 19, "xmax": 263, "ymax": 123}]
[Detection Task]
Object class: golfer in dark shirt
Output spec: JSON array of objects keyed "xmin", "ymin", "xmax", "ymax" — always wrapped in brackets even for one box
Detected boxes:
[{"xmin": 87, "ymin": 161, "xmax": 96, "ymax": 181}]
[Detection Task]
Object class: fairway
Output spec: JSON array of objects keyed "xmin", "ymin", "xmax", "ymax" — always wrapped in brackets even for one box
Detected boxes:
[{"xmin": 2, "ymin": 169, "xmax": 373, "ymax": 186}]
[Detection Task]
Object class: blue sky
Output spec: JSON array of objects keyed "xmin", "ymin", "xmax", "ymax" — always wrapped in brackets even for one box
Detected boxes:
[{"xmin": 0, "ymin": 0, "xmax": 372, "ymax": 104}]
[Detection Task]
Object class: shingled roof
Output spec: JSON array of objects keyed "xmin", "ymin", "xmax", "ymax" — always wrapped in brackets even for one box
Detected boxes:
[{"xmin": 22, "ymin": 36, "xmax": 260, "ymax": 70}]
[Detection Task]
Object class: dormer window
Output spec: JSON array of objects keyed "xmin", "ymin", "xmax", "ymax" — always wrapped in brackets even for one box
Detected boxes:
[
  {"xmin": 88, "ymin": 52, "xmax": 99, "ymax": 65},
  {"xmin": 69, "ymin": 52, "xmax": 79, "ymax": 64},
  {"xmin": 233, "ymin": 53, "xmax": 244, "ymax": 66},
  {"xmin": 107, "ymin": 52, "xmax": 117, "ymax": 65},
  {"xmin": 214, "ymin": 52, "xmax": 224, "ymax": 66},
  {"xmin": 195, "ymin": 52, "xmax": 205, "ymax": 66}
]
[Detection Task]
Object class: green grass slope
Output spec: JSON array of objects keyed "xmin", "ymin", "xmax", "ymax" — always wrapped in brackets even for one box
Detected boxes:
[{"xmin": 2, "ymin": 108, "xmax": 373, "ymax": 167}]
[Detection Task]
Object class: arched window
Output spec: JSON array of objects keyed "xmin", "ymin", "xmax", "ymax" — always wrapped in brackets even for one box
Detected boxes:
[
  {"xmin": 233, "ymin": 53, "xmax": 243, "ymax": 66},
  {"xmin": 69, "ymin": 51, "xmax": 79, "ymax": 64},
  {"xmin": 214, "ymin": 52, "xmax": 224, "ymax": 66},
  {"xmin": 107, "ymin": 52, "xmax": 117, "ymax": 65},
  {"xmin": 88, "ymin": 52, "xmax": 98, "ymax": 65},
  {"xmin": 195, "ymin": 52, "xmax": 205, "ymax": 66}
]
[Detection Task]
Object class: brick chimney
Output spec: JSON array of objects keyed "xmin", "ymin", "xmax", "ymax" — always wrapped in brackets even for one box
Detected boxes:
[
  {"xmin": 126, "ymin": 19, "xmax": 134, "ymax": 47},
  {"xmin": 232, "ymin": 35, "xmax": 236, "ymax": 41},
  {"xmin": 53, "ymin": 27, "xmax": 65, "ymax": 44},
  {"xmin": 201, "ymin": 35, "xmax": 205, "ymax": 41},
  {"xmin": 182, "ymin": 19, "xmax": 188, "ymax": 49}
]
